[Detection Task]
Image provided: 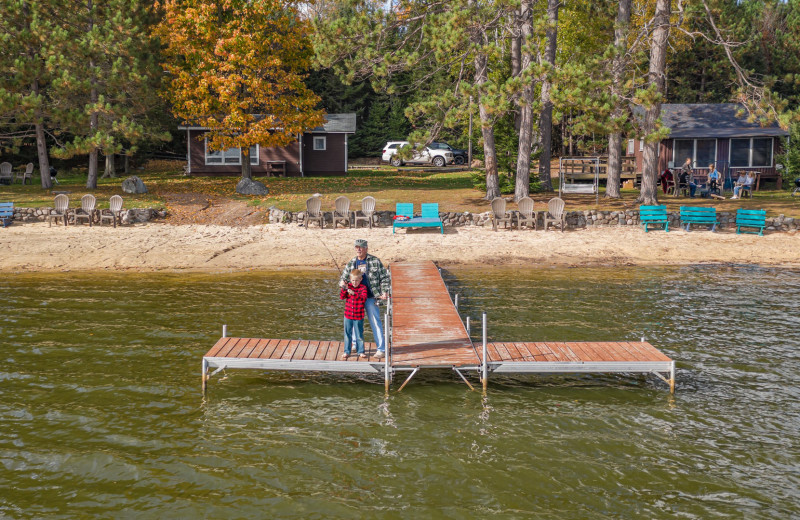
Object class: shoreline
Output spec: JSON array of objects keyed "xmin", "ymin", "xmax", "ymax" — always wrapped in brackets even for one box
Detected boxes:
[{"xmin": 2, "ymin": 222, "xmax": 798, "ymax": 273}]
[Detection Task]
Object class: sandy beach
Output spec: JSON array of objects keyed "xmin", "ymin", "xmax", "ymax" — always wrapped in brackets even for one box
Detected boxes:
[{"xmin": 1, "ymin": 221, "xmax": 798, "ymax": 272}]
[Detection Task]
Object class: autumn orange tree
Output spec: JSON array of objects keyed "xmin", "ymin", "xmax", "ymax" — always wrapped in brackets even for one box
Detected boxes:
[{"xmin": 158, "ymin": 0, "xmax": 325, "ymax": 183}]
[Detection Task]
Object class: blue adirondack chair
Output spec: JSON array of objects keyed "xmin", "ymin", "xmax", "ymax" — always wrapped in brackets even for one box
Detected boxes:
[{"xmin": 392, "ymin": 203, "xmax": 444, "ymax": 234}]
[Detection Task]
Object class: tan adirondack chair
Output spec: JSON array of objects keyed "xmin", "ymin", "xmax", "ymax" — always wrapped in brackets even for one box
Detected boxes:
[
  {"xmin": 99, "ymin": 195, "xmax": 123, "ymax": 227},
  {"xmin": 0, "ymin": 162, "xmax": 12, "ymax": 185},
  {"xmin": 332, "ymin": 196, "xmax": 351, "ymax": 228},
  {"xmin": 354, "ymin": 196, "xmax": 376, "ymax": 229},
  {"xmin": 305, "ymin": 196, "xmax": 324, "ymax": 229},
  {"xmin": 543, "ymin": 197, "xmax": 566, "ymax": 232},
  {"xmin": 490, "ymin": 197, "xmax": 513, "ymax": 231},
  {"xmin": 74, "ymin": 194, "xmax": 97, "ymax": 226},
  {"xmin": 47, "ymin": 194, "xmax": 70, "ymax": 227},
  {"xmin": 516, "ymin": 196, "xmax": 537, "ymax": 230},
  {"xmin": 16, "ymin": 162, "xmax": 33, "ymax": 185}
]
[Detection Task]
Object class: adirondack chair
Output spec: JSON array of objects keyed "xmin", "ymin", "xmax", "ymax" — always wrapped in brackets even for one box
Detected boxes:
[
  {"xmin": 332, "ymin": 196, "xmax": 351, "ymax": 228},
  {"xmin": 16, "ymin": 162, "xmax": 33, "ymax": 185},
  {"xmin": 99, "ymin": 195, "xmax": 124, "ymax": 227},
  {"xmin": 74, "ymin": 194, "xmax": 96, "ymax": 226},
  {"xmin": 47, "ymin": 194, "xmax": 70, "ymax": 227},
  {"xmin": 305, "ymin": 196, "xmax": 324, "ymax": 228},
  {"xmin": 516, "ymin": 196, "xmax": 537, "ymax": 230},
  {"xmin": 490, "ymin": 197, "xmax": 513, "ymax": 231},
  {"xmin": 392, "ymin": 203, "xmax": 443, "ymax": 234},
  {"xmin": 543, "ymin": 197, "xmax": 566, "ymax": 232},
  {"xmin": 0, "ymin": 162, "xmax": 12, "ymax": 185},
  {"xmin": 354, "ymin": 196, "xmax": 376, "ymax": 229},
  {"xmin": 0, "ymin": 202, "xmax": 13, "ymax": 227}
]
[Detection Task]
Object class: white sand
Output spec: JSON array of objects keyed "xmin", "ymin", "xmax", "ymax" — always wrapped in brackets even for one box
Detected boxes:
[{"xmin": 2, "ymin": 221, "xmax": 798, "ymax": 272}]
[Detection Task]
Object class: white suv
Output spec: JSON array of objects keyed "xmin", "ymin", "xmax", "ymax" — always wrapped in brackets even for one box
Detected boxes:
[{"xmin": 381, "ymin": 141, "xmax": 453, "ymax": 167}]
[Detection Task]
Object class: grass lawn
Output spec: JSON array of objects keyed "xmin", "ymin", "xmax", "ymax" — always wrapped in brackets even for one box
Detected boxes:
[{"xmin": 1, "ymin": 160, "xmax": 798, "ymax": 217}]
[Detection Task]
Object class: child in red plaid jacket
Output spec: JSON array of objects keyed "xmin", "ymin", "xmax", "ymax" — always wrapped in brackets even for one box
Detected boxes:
[{"xmin": 340, "ymin": 269, "xmax": 368, "ymax": 359}]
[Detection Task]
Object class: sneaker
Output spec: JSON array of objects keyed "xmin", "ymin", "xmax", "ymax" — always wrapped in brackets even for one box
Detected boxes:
[{"xmin": 374, "ymin": 351, "xmax": 385, "ymax": 359}]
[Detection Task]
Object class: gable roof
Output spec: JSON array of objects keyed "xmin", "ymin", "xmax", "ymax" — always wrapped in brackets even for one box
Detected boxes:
[
  {"xmin": 309, "ymin": 113, "xmax": 356, "ymax": 134},
  {"xmin": 178, "ymin": 113, "xmax": 357, "ymax": 133},
  {"xmin": 659, "ymin": 104, "xmax": 788, "ymax": 139}
]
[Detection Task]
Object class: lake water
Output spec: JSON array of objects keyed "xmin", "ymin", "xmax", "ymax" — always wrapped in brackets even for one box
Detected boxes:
[{"xmin": 1, "ymin": 267, "xmax": 798, "ymax": 518}]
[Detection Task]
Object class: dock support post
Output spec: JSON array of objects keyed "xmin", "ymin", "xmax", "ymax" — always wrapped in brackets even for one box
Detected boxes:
[
  {"xmin": 384, "ymin": 311, "xmax": 391, "ymax": 394},
  {"xmin": 466, "ymin": 316, "xmax": 470, "ymax": 336},
  {"xmin": 454, "ymin": 293, "xmax": 459, "ymax": 310},
  {"xmin": 669, "ymin": 361, "xmax": 675, "ymax": 394},
  {"xmin": 481, "ymin": 312, "xmax": 488, "ymax": 393},
  {"xmin": 222, "ymin": 324, "xmax": 227, "ymax": 338},
  {"xmin": 201, "ymin": 358, "xmax": 208, "ymax": 394}
]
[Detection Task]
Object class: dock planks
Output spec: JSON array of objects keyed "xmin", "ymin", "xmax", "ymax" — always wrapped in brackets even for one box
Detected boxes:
[{"xmin": 202, "ymin": 260, "xmax": 675, "ymax": 392}]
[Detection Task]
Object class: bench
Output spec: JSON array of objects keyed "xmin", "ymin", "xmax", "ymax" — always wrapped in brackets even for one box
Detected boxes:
[
  {"xmin": 0, "ymin": 202, "xmax": 13, "ymax": 227},
  {"xmin": 265, "ymin": 161, "xmax": 286, "ymax": 177},
  {"xmin": 392, "ymin": 203, "xmax": 444, "ymax": 234},
  {"xmin": 736, "ymin": 209, "xmax": 766, "ymax": 236},
  {"xmin": 680, "ymin": 206, "xmax": 717, "ymax": 232},
  {"xmin": 639, "ymin": 205, "xmax": 669, "ymax": 232}
]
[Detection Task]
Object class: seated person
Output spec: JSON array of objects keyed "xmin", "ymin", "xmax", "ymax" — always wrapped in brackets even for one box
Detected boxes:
[
  {"xmin": 659, "ymin": 168, "xmax": 673, "ymax": 194},
  {"xmin": 678, "ymin": 170, "xmax": 698, "ymax": 198},
  {"xmin": 732, "ymin": 172, "xmax": 755, "ymax": 199},
  {"xmin": 707, "ymin": 164, "xmax": 720, "ymax": 191}
]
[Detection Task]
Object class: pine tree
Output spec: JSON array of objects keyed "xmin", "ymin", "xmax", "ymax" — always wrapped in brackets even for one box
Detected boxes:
[
  {"xmin": 0, "ymin": 0, "xmax": 61, "ymax": 188},
  {"xmin": 49, "ymin": 0, "xmax": 169, "ymax": 189}
]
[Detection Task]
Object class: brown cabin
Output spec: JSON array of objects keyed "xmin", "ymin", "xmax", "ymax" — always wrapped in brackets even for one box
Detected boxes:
[
  {"xmin": 628, "ymin": 104, "xmax": 788, "ymax": 189},
  {"xmin": 180, "ymin": 113, "xmax": 356, "ymax": 177}
]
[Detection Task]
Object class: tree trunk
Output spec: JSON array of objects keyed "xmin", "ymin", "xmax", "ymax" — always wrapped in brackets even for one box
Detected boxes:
[
  {"xmin": 241, "ymin": 147, "xmax": 252, "ymax": 179},
  {"xmin": 606, "ymin": 0, "xmax": 632, "ymax": 199},
  {"xmin": 474, "ymin": 47, "xmax": 499, "ymax": 199},
  {"xmin": 538, "ymin": 0, "xmax": 558, "ymax": 192},
  {"xmin": 86, "ymin": 2, "xmax": 99, "ymax": 190},
  {"xmin": 511, "ymin": 7, "xmax": 522, "ymax": 132},
  {"xmin": 124, "ymin": 154, "xmax": 130, "ymax": 174},
  {"xmin": 607, "ymin": 133, "xmax": 622, "ymax": 197},
  {"xmin": 103, "ymin": 153, "xmax": 116, "ymax": 178},
  {"xmin": 637, "ymin": 0, "xmax": 671, "ymax": 205},
  {"xmin": 514, "ymin": 0, "xmax": 534, "ymax": 201}
]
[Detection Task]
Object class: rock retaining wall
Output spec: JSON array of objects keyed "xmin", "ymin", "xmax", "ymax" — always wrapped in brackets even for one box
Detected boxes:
[
  {"xmin": 11, "ymin": 207, "xmax": 166, "ymax": 224},
  {"xmin": 269, "ymin": 207, "xmax": 798, "ymax": 232}
]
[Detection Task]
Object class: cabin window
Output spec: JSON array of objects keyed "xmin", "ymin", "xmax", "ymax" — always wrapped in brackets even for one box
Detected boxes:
[
  {"xmin": 731, "ymin": 138, "xmax": 772, "ymax": 167},
  {"xmin": 639, "ymin": 139, "xmax": 643, "ymax": 152},
  {"xmin": 205, "ymin": 139, "xmax": 258, "ymax": 165},
  {"xmin": 627, "ymin": 139, "xmax": 634, "ymax": 155},
  {"xmin": 673, "ymin": 139, "xmax": 716, "ymax": 168},
  {"xmin": 313, "ymin": 136, "xmax": 326, "ymax": 151},
  {"xmin": 249, "ymin": 145, "xmax": 259, "ymax": 165}
]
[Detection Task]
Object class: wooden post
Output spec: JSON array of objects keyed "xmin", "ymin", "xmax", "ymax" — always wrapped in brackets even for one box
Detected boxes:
[
  {"xmin": 482, "ymin": 312, "xmax": 488, "ymax": 393},
  {"xmin": 201, "ymin": 358, "xmax": 208, "ymax": 394}
]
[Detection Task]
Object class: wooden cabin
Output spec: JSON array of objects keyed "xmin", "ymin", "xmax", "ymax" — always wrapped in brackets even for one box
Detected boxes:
[
  {"xmin": 179, "ymin": 113, "xmax": 356, "ymax": 177},
  {"xmin": 628, "ymin": 104, "xmax": 788, "ymax": 189}
]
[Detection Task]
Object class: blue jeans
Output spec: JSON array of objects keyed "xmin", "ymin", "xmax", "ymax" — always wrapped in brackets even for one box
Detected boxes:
[
  {"xmin": 343, "ymin": 318, "xmax": 364, "ymax": 355},
  {"xmin": 365, "ymin": 298, "xmax": 385, "ymax": 352},
  {"xmin": 689, "ymin": 182, "xmax": 697, "ymax": 197}
]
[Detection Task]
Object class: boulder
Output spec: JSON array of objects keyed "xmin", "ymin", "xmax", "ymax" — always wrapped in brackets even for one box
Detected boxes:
[
  {"xmin": 235, "ymin": 178, "xmax": 268, "ymax": 195},
  {"xmin": 121, "ymin": 176, "xmax": 148, "ymax": 194}
]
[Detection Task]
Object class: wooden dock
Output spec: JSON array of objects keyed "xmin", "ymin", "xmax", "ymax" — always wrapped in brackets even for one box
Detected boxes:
[{"xmin": 202, "ymin": 261, "xmax": 675, "ymax": 393}]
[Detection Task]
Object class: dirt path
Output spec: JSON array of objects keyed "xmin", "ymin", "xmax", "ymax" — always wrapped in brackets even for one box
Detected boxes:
[{"xmin": 162, "ymin": 192, "xmax": 267, "ymax": 226}]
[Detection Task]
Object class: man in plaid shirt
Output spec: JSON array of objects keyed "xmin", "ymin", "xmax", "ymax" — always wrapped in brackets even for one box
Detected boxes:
[
  {"xmin": 339, "ymin": 239, "xmax": 391, "ymax": 359},
  {"xmin": 340, "ymin": 269, "xmax": 368, "ymax": 359}
]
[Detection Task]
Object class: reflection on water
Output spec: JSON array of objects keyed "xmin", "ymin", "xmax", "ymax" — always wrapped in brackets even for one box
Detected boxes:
[{"xmin": 1, "ymin": 267, "xmax": 798, "ymax": 518}]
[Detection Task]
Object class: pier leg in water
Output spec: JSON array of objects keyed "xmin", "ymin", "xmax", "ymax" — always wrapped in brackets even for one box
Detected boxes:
[
  {"xmin": 482, "ymin": 312, "xmax": 488, "ymax": 394},
  {"xmin": 201, "ymin": 358, "xmax": 208, "ymax": 394}
]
